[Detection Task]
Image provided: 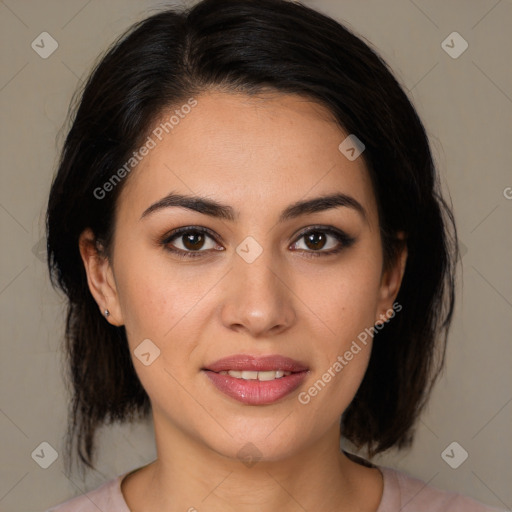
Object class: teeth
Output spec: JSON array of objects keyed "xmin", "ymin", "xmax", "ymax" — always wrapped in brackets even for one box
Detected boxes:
[
  {"xmin": 241, "ymin": 371, "xmax": 259, "ymax": 380},
  {"xmin": 219, "ymin": 370, "xmax": 292, "ymax": 380}
]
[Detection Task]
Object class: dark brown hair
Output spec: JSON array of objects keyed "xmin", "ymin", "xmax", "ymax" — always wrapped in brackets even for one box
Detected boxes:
[{"xmin": 46, "ymin": 0, "xmax": 458, "ymax": 474}]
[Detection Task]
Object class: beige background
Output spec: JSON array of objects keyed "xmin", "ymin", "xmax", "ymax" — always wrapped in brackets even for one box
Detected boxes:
[{"xmin": 0, "ymin": 1, "xmax": 511, "ymax": 511}]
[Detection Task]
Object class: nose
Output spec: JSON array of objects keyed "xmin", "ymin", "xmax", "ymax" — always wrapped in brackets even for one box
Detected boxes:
[{"xmin": 219, "ymin": 243, "xmax": 296, "ymax": 338}]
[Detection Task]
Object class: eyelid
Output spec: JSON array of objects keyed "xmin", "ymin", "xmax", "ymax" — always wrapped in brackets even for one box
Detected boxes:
[{"xmin": 161, "ymin": 225, "xmax": 220, "ymax": 243}]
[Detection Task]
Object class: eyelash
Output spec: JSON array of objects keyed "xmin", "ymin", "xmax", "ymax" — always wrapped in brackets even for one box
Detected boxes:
[{"xmin": 160, "ymin": 225, "xmax": 356, "ymax": 260}]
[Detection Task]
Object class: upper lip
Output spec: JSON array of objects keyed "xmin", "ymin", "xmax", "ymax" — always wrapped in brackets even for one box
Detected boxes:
[{"xmin": 203, "ymin": 354, "xmax": 309, "ymax": 373}]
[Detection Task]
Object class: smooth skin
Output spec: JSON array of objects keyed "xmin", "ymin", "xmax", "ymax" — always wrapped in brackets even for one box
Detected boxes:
[{"xmin": 79, "ymin": 90, "xmax": 407, "ymax": 512}]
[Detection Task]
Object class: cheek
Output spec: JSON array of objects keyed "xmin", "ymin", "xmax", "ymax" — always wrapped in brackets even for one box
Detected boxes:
[
  {"xmin": 113, "ymin": 259, "xmax": 205, "ymax": 410},
  {"xmin": 309, "ymin": 258, "xmax": 383, "ymax": 347},
  {"xmin": 295, "ymin": 256, "xmax": 382, "ymax": 414},
  {"xmin": 114, "ymin": 247, "xmax": 214, "ymax": 372},
  {"xmin": 116, "ymin": 272, "xmax": 168, "ymax": 342},
  {"xmin": 113, "ymin": 245, "xmax": 183, "ymax": 344}
]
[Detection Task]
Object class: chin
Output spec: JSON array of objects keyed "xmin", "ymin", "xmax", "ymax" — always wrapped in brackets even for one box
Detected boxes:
[{"xmin": 199, "ymin": 418, "xmax": 314, "ymax": 465}]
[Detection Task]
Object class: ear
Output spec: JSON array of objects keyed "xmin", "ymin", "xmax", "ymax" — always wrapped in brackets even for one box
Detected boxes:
[
  {"xmin": 375, "ymin": 233, "xmax": 407, "ymax": 325},
  {"xmin": 78, "ymin": 228, "xmax": 124, "ymax": 326}
]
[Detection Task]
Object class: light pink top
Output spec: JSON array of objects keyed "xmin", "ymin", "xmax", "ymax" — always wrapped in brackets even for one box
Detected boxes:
[{"xmin": 45, "ymin": 465, "xmax": 506, "ymax": 511}]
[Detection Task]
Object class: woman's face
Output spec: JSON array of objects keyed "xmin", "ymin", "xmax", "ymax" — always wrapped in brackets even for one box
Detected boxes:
[{"xmin": 81, "ymin": 91, "xmax": 405, "ymax": 462}]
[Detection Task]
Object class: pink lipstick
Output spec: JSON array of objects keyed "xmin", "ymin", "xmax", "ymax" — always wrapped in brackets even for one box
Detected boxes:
[{"xmin": 203, "ymin": 354, "xmax": 309, "ymax": 405}]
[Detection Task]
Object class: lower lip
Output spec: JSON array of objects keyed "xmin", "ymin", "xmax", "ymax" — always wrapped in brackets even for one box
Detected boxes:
[{"xmin": 203, "ymin": 370, "xmax": 308, "ymax": 405}]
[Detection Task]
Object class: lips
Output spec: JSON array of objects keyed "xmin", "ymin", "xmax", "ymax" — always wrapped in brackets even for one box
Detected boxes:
[
  {"xmin": 202, "ymin": 354, "xmax": 309, "ymax": 405},
  {"xmin": 204, "ymin": 354, "xmax": 309, "ymax": 373}
]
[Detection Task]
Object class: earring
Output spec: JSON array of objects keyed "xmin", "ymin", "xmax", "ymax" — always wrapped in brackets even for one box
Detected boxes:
[{"xmin": 104, "ymin": 309, "xmax": 110, "ymax": 318}]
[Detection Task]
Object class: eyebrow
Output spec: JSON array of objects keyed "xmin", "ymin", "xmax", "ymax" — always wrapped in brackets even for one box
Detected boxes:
[{"xmin": 140, "ymin": 191, "xmax": 368, "ymax": 224}]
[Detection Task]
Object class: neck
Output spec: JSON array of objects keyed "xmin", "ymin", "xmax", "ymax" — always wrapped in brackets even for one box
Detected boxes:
[{"xmin": 128, "ymin": 417, "xmax": 383, "ymax": 512}]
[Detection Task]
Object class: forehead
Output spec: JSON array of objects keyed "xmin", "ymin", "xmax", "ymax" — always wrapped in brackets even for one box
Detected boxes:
[{"xmin": 116, "ymin": 91, "xmax": 378, "ymax": 228}]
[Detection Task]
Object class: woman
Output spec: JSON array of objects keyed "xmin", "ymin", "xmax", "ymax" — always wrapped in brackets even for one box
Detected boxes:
[{"xmin": 44, "ymin": 0, "xmax": 504, "ymax": 510}]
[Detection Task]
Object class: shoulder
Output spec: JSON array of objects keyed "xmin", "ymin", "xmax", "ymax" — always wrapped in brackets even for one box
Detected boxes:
[
  {"xmin": 44, "ymin": 473, "xmax": 130, "ymax": 512},
  {"xmin": 378, "ymin": 465, "xmax": 507, "ymax": 512}
]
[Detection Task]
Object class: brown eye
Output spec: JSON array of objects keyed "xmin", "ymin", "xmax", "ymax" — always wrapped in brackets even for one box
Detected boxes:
[
  {"xmin": 181, "ymin": 231, "xmax": 207, "ymax": 251},
  {"xmin": 161, "ymin": 225, "xmax": 355, "ymax": 260},
  {"xmin": 291, "ymin": 227, "xmax": 354, "ymax": 256},
  {"xmin": 303, "ymin": 231, "xmax": 329, "ymax": 251},
  {"xmin": 162, "ymin": 227, "xmax": 221, "ymax": 257}
]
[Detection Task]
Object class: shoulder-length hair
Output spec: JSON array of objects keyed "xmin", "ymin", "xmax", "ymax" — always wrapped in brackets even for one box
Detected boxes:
[{"xmin": 46, "ymin": 0, "xmax": 458, "ymax": 473}]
